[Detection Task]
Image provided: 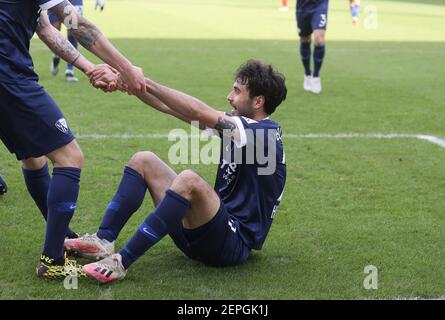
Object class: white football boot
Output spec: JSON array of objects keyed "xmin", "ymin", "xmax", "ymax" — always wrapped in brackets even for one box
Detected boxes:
[
  {"xmin": 311, "ymin": 77, "xmax": 322, "ymax": 94},
  {"xmin": 64, "ymin": 233, "xmax": 115, "ymax": 260},
  {"xmin": 303, "ymin": 75, "xmax": 312, "ymax": 92},
  {"xmin": 83, "ymin": 253, "xmax": 127, "ymax": 284}
]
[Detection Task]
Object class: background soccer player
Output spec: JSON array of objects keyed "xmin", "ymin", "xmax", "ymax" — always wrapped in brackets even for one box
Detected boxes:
[
  {"xmin": 296, "ymin": 0, "xmax": 329, "ymax": 94},
  {"xmin": 350, "ymin": 0, "xmax": 361, "ymax": 25},
  {"xmin": 65, "ymin": 60, "xmax": 287, "ymax": 284},
  {"xmin": 0, "ymin": 174, "xmax": 7, "ymax": 195},
  {"xmin": 0, "ymin": 0, "xmax": 146, "ymax": 279},
  {"xmin": 279, "ymin": 0, "xmax": 289, "ymax": 12}
]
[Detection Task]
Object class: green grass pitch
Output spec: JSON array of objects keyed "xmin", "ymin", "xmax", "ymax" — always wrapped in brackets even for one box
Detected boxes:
[{"xmin": 0, "ymin": 0, "xmax": 444, "ymax": 299}]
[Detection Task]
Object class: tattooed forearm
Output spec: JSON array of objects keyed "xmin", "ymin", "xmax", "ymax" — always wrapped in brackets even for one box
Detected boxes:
[
  {"xmin": 70, "ymin": 18, "xmax": 102, "ymax": 49},
  {"xmin": 215, "ymin": 117, "xmax": 237, "ymax": 133},
  {"xmin": 50, "ymin": 0, "xmax": 103, "ymax": 49},
  {"xmin": 40, "ymin": 25, "xmax": 80, "ymax": 65}
]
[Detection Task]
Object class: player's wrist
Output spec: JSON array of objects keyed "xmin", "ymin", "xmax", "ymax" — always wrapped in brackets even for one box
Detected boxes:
[
  {"xmin": 116, "ymin": 60, "xmax": 133, "ymax": 74},
  {"xmin": 80, "ymin": 60, "xmax": 96, "ymax": 75}
]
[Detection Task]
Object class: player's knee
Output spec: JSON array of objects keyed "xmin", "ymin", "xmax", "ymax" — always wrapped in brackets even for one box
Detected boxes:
[
  {"xmin": 50, "ymin": 141, "xmax": 84, "ymax": 168},
  {"xmin": 21, "ymin": 157, "xmax": 48, "ymax": 171},
  {"xmin": 128, "ymin": 151, "xmax": 157, "ymax": 177},
  {"xmin": 313, "ymin": 34, "xmax": 325, "ymax": 46},
  {"xmin": 300, "ymin": 36, "xmax": 311, "ymax": 43},
  {"xmin": 171, "ymin": 170, "xmax": 201, "ymax": 199},
  {"xmin": 70, "ymin": 148, "xmax": 84, "ymax": 169}
]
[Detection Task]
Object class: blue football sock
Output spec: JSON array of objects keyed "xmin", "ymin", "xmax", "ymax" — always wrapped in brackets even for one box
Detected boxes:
[
  {"xmin": 42, "ymin": 167, "xmax": 81, "ymax": 263},
  {"xmin": 300, "ymin": 42, "xmax": 312, "ymax": 76},
  {"xmin": 119, "ymin": 189, "xmax": 190, "ymax": 269},
  {"xmin": 67, "ymin": 33, "xmax": 77, "ymax": 72},
  {"xmin": 313, "ymin": 45, "xmax": 325, "ymax": 78},
  {"xmin": 96, "ymin": 166, "xmax": 147, "ymax": 242},
  {"xmin": 22, "ymin": 163, "xmax": 77, "ymax": 239}
]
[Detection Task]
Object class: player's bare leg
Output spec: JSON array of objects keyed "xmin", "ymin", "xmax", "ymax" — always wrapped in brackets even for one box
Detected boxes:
[
  {"xmin": 82, "ymin": 152, "xmax": 221, "ymax": 283},
  {"xmin": 65, "ymin": 151, "xmax": 178, "ymax": 260}
]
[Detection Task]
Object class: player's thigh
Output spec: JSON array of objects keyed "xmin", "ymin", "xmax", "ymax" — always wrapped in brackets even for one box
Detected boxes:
[
  {"xmin": 46, "ymin": 139, "xmax": 83, "ymax": 168},
  {"xmin": 180, "ymin": 171, "xmax": 221, "ymax": 230},
  {"xmin": 311, "ymin": 9, "xmax": 328, "ymax": 32},
  {"xmin": 171, "ymin": 201, "xmax": 251, "ymax": 266},
  {"xmin": 296, "ymin": 11, "xmax": 313, "ymax": 37},
  {"xmin": 0, "ymin": 81, "xmax": 75, "ymax": 161}
]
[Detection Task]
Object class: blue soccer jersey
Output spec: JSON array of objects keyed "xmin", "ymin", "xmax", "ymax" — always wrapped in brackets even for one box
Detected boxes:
[
  {"xmin": 214, "ymin": 116, "xmax": 287, "ymax": 250},
  {"xmin": 297, "ymin": 0, "xmax": 329, "ymax": 11},
  {"xmin": 0, "ymin": 0, "xmax": 64, "ymax": 83}
]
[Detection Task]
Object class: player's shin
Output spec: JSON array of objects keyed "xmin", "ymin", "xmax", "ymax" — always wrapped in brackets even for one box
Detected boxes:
[
  {"xmin": 119, "ymin": 189, "xmax": 191, "ymax": 269},
  {"xmin": 42, "ymin": 167, "xmax": 81, "ymax": 264}
]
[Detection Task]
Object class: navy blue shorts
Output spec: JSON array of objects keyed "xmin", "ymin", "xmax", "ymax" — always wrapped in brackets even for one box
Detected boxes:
[
  {"xmin": 0, "ymin": 81, "xmax": 75, "ymax": 160},
  {"xmin": 296, "ymin": 8, "xmax": 329, "ymax": 37},
  {"xmin": 170, "ymin": 200, "xmax": 251, "ymax": 267},
  {"xmin": 48, "ymin": 4, "xmax": 83, "ymax": 24}
]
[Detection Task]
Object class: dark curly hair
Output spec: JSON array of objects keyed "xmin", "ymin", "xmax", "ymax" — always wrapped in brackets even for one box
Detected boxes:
[{"xmin": 235, "ymin": 60, "xmax": 287, "ymax": 115}]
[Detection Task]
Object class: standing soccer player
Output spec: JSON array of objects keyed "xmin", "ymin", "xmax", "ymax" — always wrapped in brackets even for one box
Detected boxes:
[
  {"xmin": 65, "ymin": 60, "xmax": 287, "ymax": 284},
  {"xmin": 0, "ymin": 0, "xmax": 146, "ymax": 279},
  {"xmin": 350, "ymin": 0, "xmax": 360, "ymax": 25},
  {"xmin": 49, "ymin": 0, "xmax": 105, "ymax": 83},
  {"xmin": 296, "ymin": 0, "xmax": 329, "ymax": 94},
  {"xmin": 279, "ymin": 0, "xmax": 289, "ymax": 12}
]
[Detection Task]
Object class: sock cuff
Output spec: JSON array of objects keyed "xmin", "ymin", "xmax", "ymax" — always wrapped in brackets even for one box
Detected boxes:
[
  {"xmin": 124, "ymin": 166, "xmax": 147, "ymax": 188},
  {"xmin": 22, "ymin": 162, "xmax": 49, "ymax": 177},
  {"xmin": 52, "ymin": 167, "xmax": 81, "ymax": 181},
  {"xmin": 166, "ymin": 189, "xmax": 191, "ymax": 207}
]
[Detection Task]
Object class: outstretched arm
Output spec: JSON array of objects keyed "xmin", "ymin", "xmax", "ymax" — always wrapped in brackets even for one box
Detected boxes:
[
  {"xmin": 143, "ymin": 78, "xmax": 242, "ymax": 140},
  {"xmin": 36, "ymin": 12, "xmax": 118, "ymax": 91},
  {"xmin": 36, "ymin": 11, "xmax": 94, "ymax": 74},
  {"xmin": 136, "ymin": 91, "xmax": 196, "ymax": 126},
  {"xmin": 46, "ymin": 0, "xmax": 145, "ymax": 94}
]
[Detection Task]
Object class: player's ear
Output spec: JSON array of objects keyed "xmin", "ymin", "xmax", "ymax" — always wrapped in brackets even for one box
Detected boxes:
[{"xmin": 253, "ymin": 95, "xmax": 265, "ymax": 110}]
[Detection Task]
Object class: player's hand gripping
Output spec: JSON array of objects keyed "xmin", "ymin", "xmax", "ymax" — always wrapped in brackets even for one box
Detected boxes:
[
  {"xmin": 86, "ymin": 64, "xmax": 119, "ymax": 93},
  {"xmin": 119, "ymin": 64, "xmax": 146, "ymax": 95}
]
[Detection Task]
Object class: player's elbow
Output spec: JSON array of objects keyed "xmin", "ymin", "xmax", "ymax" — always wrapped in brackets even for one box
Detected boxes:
[{"xmin": 36, "ymin": 26, "xmax": 51, "ymax": 42}]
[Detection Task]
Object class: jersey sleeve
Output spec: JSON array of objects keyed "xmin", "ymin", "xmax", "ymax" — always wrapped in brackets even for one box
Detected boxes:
[
  {"xmin": 203, "ymin": 113, "xmax": 248, "ymax": 148},
  {"xmin": 231, "ymin": 116, "xmax": 248, "ymax": 148},
  {"xmin": 38, "ymin": 0, "xmax": 65, "ymax": 10}
]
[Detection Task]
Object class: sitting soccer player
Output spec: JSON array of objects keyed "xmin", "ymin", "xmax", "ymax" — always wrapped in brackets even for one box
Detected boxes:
[{"xmin": 65, "ymin": 60, "xmax": 287, "ymax": 284}]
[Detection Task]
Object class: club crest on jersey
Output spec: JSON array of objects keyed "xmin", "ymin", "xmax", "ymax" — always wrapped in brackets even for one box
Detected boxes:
[{"xmin": 55, "ymin": 118, "xmax": 70, "ymax": 134}]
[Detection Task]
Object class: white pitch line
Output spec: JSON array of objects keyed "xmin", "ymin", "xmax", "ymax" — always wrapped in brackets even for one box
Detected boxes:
[{"xmin": 75, "ymin": 133, "xmax": 445, "ymax": 149}]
